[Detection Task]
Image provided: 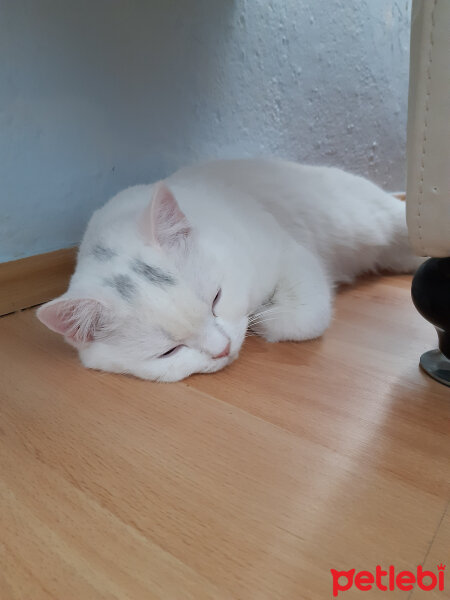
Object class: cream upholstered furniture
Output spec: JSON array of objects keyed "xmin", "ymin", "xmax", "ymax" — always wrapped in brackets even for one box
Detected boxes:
[
  {"xmin": 407, "ymin": 0, "xmax": 449, "ymax": 257},
  {"xmin": 407, "ymin": 0, "xmax": 450, "ymax": 386}
]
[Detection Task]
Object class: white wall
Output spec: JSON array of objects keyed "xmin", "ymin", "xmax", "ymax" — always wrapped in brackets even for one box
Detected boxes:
[{"xmin": 0, "ymin": 0, "xmax": 411, "ymax": 262}]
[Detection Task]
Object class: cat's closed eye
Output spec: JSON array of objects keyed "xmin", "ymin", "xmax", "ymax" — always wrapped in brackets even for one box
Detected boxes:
[
  {"xmin": 159, "ymin": 345, "xmax": 183, "ymax": 358},
  {"xmin": 212, "ymin": 288, "xmax": 222, "ymax": 316}
]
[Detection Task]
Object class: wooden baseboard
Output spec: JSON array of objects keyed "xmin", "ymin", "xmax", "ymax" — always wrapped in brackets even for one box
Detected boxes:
[
  {"xmin": 0, "ymin": 247, "xmax": 77, "ymax": 316},
  {"xmin": 393, "ymin": 192, "xmax": 406, "ymax": 201}
]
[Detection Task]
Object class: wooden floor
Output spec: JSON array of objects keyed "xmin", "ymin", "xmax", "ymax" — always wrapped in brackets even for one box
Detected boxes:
[{"xmin": 0, "ymin": 275, "xmax": 448, "ymax": 600}]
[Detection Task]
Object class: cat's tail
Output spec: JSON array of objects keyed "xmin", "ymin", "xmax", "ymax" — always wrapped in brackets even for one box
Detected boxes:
[{"xmin": 376, "ymin": 195, "xmax": 424, "ymax": 274}]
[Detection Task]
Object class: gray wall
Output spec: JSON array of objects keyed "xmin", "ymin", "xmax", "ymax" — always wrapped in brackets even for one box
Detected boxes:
[{"xmin": 0, "ymin": 0, "xmax": 411, "ymax": 262}]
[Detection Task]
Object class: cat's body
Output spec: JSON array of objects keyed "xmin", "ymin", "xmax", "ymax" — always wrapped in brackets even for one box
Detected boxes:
[{"xmin": 38, "ymin": 159, "xmax": 418, "ymax": 381}]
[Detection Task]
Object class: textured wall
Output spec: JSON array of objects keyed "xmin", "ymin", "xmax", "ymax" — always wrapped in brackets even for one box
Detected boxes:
[{"xmin": 0, "ymin": 0, "xmax": 411, "ymax": 262}]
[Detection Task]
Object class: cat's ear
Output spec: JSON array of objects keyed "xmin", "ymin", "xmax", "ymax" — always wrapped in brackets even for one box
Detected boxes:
[
  {"xmin": 141, "ymin": 182, "xmax": 191, "ymax": 250},
  {"xmin": 37, "ymin": 295, "xmax": 111, "ymax": 345}
]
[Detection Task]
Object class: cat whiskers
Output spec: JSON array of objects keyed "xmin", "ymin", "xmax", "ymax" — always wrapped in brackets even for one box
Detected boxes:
[
  {"xmin": 247, "ymin": 279, "xmax": 307, "ymax": 330},
  {"xmin": 247, "ymin": 305, "xmax": 292, "ymax": 330}
]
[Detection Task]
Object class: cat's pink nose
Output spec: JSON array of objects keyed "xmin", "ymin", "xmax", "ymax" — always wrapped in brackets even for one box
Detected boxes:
[{"xmin": 213, "ymin": 341, "xmax": 231, "ymax": 359}]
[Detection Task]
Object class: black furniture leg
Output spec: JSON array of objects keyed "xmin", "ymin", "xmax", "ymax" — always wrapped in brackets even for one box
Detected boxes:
[{"xmin": 411, "ymin": 257, "xmax": 450, "ymax": 387}]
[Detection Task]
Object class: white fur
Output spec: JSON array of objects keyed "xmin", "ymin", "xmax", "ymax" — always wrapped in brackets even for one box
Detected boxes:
[{"xmin": 37, "ymin": 159, "xmax": 418, "ymax": 381}]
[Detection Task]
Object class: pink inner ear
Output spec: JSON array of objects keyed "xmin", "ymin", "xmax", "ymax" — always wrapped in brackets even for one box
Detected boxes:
[
  {"xmin": 37, "ymin": 298, "xmax": 105, "ymax": 344},
  {"xmin": 140, "ymin": 181, "xmax": 191, "ymax": 249}
]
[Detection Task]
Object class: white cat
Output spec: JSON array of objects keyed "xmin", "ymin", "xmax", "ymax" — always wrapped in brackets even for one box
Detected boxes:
[{"xmin": 37, "ymin": 159, "xmax": 417, "ymax": 382}]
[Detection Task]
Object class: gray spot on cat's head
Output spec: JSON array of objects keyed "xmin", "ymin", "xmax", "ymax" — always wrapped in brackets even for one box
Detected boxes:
[
  {"xmin": 131, "ymin": 259, "xmax": 176, "ymax": 287},
  {"xmin": 105, "ymin": 274, "xmax": 136, "ymax": 300},
  {"xmin": 92, "ymin": 244, "xmax": 116, "ymax": 261}
]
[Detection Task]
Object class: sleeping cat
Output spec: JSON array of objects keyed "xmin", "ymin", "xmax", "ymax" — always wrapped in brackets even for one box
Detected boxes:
[{"xmin": 37, "ymin": 159, "xmax": 418, "ymax": 382}]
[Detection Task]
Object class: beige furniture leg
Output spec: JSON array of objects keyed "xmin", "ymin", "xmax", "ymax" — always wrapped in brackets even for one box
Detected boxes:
[{"xmin": 407, "ymin": 0, "xmax": 450, "ymax": 386}]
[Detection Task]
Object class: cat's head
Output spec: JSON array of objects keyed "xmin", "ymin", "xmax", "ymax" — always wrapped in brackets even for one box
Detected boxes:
[{"xmin": 37, "ymin": 183, "xmax": 248, "ymax": 381}]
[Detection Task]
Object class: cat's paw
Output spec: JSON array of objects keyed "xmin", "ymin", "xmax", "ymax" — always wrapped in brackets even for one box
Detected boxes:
[{"xmin": 251, "ymin": 308, "xmax": 330, "ymax": 343}]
